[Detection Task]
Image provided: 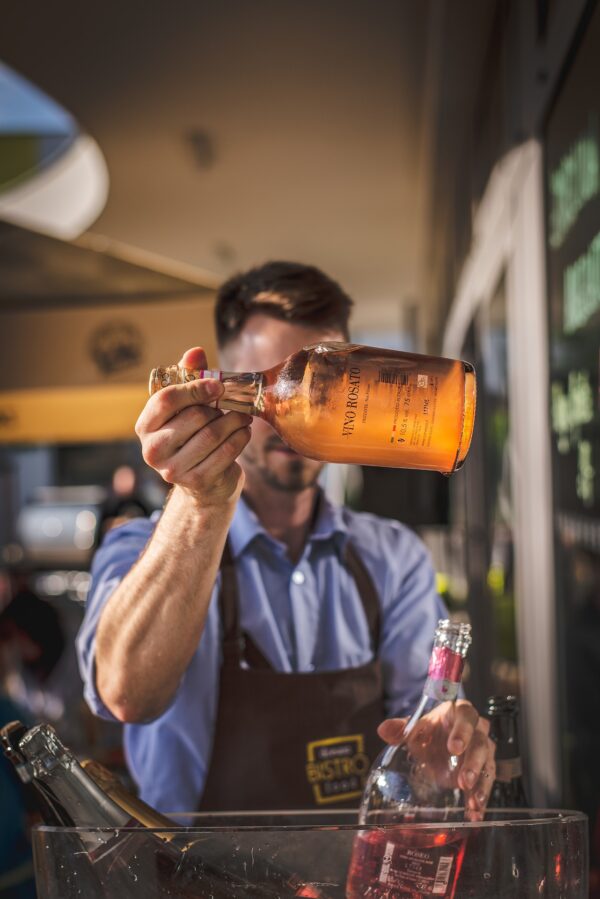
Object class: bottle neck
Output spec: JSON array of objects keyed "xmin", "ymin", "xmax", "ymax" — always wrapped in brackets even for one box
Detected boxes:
[
  {"xmin": 19, "ymin": 726, "xmax": 132, "ymax": 829},
  {"xmin": 217, "ymin": 371, "xmax": 266, "ymax": 415},
  {"xmin": 405, "ymin": 643, "xmax": 467, "ymax": 735},
  {"xmin": 149, "ymin": 365, "xmax": 266, "ymax": 416},
  {"xmin": 39, "ymin": 756, "xmax": 132, "ymax": 828},
  {"xmin": 489, "ymin": 714, "xmax": 520, "ymax": 758},
  {"xmin": 489, "ymin": 714, "xmax": 523, "ymax": 785},
  {"xmin": 82, "ymin": 759, "xmax": 175, "ymax": 834}
]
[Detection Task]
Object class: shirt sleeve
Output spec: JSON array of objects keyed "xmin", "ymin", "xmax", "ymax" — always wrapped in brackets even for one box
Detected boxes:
[
  {"xmin": 76, "ymin": 518, "xmax": 155, "ymax": 721},
  {"xmin": 378, "ymin": 526, "xmax": 450, "ymax": 718}
]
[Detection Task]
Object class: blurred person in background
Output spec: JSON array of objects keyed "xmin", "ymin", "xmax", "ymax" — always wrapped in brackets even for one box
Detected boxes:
[
  {"xmin": 0, "ymin": 565, "xmax": 125, "ymax": 771},
  {"xmin": 97, "ymin": 464, "xmax": 152, "ymax": 541},
  {"xmin": 77, "ymin": 261, "xmax": 495, "ymax": 814},
  {"xmin": 0, "ymin": 568, "xmax": 66, "ymax": 722}
]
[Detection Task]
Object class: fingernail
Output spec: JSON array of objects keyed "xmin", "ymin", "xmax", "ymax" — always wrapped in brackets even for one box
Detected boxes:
[
  {"xmin": 463, "ymin": 769, "xmax": 476, "ymax": 789},
  {"xmin": 451, "ymin": 738, "xmax": 465, "ymax": 753},
  {"xmin": 476, "ymin": 791, "xmax": 486, "ymax": 805}
]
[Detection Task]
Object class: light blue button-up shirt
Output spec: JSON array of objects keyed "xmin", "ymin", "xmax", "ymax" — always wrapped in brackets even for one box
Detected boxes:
[{"xmin": 77, "ymin": 493, "xmax": 447, "ymax": 813}]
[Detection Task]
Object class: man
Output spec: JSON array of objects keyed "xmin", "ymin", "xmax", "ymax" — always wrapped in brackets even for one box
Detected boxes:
[{"xmin": 77, "ymin": 261, "xmax": 494, "ymax": 814}]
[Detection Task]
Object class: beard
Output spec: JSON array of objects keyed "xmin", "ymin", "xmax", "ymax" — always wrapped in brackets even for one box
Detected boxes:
[
  {"xmin": 242, "ymin": 437, "xmax": 323, "ymax": 493},
  {"xmin": 258, "ymin": 457, "xmax": 321, "ymax": 493}
]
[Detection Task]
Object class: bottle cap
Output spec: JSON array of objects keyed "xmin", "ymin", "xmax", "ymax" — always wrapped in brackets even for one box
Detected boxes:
[
  {"xmin": 148, "ymin": 366, "xmax": 221, "ymax": 395},
  {"xmin": 19, "ymin": 724, "xmax": 72, "ymax": 776},
  {"xmin": 433, "ymin": 619, "xmax": 472, "ymax": 658},
  {"xmin": 149, "ymin": 365, "xmax": 183, "ymax": 394}
]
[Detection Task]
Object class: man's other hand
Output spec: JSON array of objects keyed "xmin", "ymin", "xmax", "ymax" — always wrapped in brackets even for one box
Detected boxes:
[{"xmin": 377, "ymin": 700, "xmax": 496, "ymax": 816}]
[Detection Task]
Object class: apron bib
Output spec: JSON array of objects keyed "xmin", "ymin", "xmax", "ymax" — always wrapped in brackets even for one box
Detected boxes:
[{"xmin": 199, "ymin": 541, "xmax": 385, "ymax": 811}]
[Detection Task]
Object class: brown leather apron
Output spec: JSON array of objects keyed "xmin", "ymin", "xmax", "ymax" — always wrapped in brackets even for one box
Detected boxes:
[{"xmin": 199, "ymin": 540, "xmax": 386, "ymax": 811}]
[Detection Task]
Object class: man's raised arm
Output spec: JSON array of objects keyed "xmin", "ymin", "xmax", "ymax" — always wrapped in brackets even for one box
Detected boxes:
[{"xmin": 94, "ymin": 347, "xmax": 252, "ymax": 723}]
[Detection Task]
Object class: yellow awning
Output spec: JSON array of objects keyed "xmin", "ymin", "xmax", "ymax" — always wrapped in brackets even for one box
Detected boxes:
[{"xmin": 0, "ymin": 384, "xmax": 148, "ymax": 443}]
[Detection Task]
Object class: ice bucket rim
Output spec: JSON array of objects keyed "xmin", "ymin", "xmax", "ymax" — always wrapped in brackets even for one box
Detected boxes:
[{"xmin": 32, "ymin": 807, "xmax": 588, "ymax": 834}]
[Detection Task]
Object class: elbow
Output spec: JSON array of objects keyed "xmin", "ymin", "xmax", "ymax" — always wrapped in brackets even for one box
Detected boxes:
[
  {"xmin": 108, "ymin": 698, "xmax": 144, "ymax": 725},
  {"xmin": 109, "ymin": 702, "xmax": 139, "ymax": 725},
  {"xmin": 105, "ymin": 693, "xmax": 161, "ymax": 725},
  {"xmin": 97, "ymin": 668, "xmax": 162, "ymax": 724}
]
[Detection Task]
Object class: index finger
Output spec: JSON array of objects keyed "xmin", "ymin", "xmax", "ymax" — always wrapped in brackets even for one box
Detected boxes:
[
  {"xmin": 445, "ymin": 700, "xmax": 479, "ymax": 755},
  {"xmin": 136, "ymin": 377, "xmax": 224, "ymax": 435}
]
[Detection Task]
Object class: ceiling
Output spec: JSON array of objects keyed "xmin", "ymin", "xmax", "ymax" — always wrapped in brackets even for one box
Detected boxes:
[
  {"xmin": 0, "ymin": 222, "xmax": 217, "ymax": 309},
  {"xmin": 0, "ymin": 0, "xmax": 494, "ymax": 339}
]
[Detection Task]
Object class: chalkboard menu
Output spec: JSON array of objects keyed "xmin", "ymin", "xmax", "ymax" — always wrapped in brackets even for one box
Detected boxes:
[
  {"xmin": 545, "ymin": 1, "xmax": 600, "ymax": 552},
  {"xmin": 544, "ymin": 0, "xmax": 600, "ymax": 860}
]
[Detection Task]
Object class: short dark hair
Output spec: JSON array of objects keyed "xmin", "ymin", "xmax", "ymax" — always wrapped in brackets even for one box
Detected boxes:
[{"xmin": 215, "ymin": 261, "xmax": 353, "ymax": 348}]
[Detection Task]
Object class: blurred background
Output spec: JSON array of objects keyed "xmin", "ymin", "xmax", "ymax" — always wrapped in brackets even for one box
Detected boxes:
[{"xmin": 0, "ymin": 0, "xmax": 598, "ymax": 894}]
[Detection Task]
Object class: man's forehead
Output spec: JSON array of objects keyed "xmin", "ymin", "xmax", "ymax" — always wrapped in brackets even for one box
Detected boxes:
[{"xmin": 219, "ymin": 314, "xmax": 343, "ymax": 369}]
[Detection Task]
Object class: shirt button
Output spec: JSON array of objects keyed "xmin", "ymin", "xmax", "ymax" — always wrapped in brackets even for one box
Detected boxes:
[{"xmin": 291, "ymin": 570, "xmax": 305, "ymax": 585}]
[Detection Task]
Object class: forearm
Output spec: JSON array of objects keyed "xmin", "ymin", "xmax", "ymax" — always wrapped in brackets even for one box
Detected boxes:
[{"xmin": 95, "ymin": 487, "xmax": 234, "ymax": 722}]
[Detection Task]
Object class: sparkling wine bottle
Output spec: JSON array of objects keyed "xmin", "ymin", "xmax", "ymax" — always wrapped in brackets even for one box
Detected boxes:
[
  {"xmin": 81, "ymin": 758, "xmax": 332, "ymax": 898},
  {"xmin": 486, "ymin": 696, "xmax": 528, "ymax": 808},
  {"xmin": 150, "ymin": 342, "xmax": 476, "ymax": 473},
  {"xmin": 346, "ymin": 620, "xmax": 472, "ymax": 899},
  {"xmin": 0, "ymin": 721, "xmax": 294, "ymax": 898}
]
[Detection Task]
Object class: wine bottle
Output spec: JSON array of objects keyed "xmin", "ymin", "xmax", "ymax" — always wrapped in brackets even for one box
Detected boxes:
[
  {"xmin": 486, "ymin": 696, "xmax": 528, "ymax": 808},
  {"xmin": 454, "ymin": 698, "xmax": 532, "ymax": 897},
  {"xmin": 82, "ymin": 758, "xmax": 330, "ymax": 898},
  {"xmin": 150, "ymin": 342, "xmax": 476, "ymax": 473},
  {"xmin": 486, "ymin": 698, "xmax": 554, "ymax": 895},
  {"xmin": 346, "ymin": 620, "xmax": 472, "ymax": 898},
  {"xmin": 0, "ymin": 721, "xmax": 295, "ymax": 898}
]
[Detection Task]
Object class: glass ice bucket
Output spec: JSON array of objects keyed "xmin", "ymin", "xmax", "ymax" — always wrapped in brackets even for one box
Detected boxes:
[{"xmin": 32, "ymin": 808, "xmax": 588, "ymax": 898}]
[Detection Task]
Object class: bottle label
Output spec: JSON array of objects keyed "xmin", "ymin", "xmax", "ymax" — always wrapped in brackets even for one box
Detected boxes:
[
  {"xmin": 424, "ymin": 647, "xmax": 464, "ymax": 702},
  {"xmin": 303, "ymin": 342, "xmax": 470, "ymax": 470},
  {"xmin": 339, "ymin": 364, "xmax": 440, "ymax": 452},
  {"xmin": 347, "ymin": 829, "xmax": 464, "ymax": 897},
  {"xmin": 378, "ymin": 840, "xmax": 457, "ymax": 895}
]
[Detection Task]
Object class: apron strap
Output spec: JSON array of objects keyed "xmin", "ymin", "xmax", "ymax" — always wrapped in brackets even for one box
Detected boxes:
[
  {"xmin": 218, "ymin": 541, "xmax": 279, "ymax": 669},
  {"xmin": 218, "ymin": 539, "xmax": 247, "ymax": 665},
  {"xmin": 343, "ymin": 540, "xmax": 381, "ymax": 654},
  {"xmin": 218, "ymin": 536, "xmax": 381, "ymax": 669}
]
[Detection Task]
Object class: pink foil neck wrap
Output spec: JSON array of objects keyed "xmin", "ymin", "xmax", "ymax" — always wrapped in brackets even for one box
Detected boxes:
[{"xmin": 423, "ymin": 646, "xmax": 464, "ymax": 702}]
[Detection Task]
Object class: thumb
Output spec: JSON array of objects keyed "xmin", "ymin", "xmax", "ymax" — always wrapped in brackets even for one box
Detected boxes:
[
  {"xmin": 178, "ymin": 346, "xmax": 208, "ymax": 371},
  {"xmin": 377, "ymin": 717, "xmax": 408, "ymax": 744}
]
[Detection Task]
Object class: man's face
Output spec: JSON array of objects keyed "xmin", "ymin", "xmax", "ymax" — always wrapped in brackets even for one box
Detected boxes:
[{"xmin": 219, "ymin": 314, "xmax": 345, "ymax": 493}]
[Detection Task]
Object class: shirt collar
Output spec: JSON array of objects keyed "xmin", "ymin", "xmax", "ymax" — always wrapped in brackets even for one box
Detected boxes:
[{"xmin": 228, "ymin": 490, "xmax": 349, "ymax": 560}]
